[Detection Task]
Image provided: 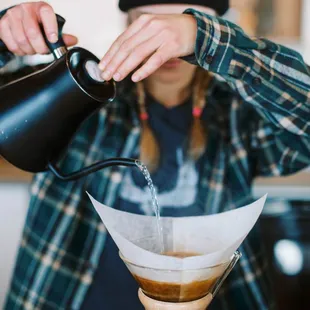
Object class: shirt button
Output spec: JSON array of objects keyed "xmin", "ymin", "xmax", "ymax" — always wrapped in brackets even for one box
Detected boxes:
[
  {"xmin": 206, "ymin": 55, "xmax": 213, "ymax": 64},
  {"xmin": 252, "ymin": 77, "xmax": 262, "ymax": 85}
]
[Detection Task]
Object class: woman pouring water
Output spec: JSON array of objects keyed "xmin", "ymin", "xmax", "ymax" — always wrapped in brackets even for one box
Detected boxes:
[{"xmin": 0, "ymin": 0, "xmax": 309, "ymax": 309}]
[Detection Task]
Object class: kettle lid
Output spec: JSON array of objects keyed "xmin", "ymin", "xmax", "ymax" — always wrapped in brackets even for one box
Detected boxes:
[{"xmin": 67, "ymin": 47, "xmax": 116, "ymax": 103}]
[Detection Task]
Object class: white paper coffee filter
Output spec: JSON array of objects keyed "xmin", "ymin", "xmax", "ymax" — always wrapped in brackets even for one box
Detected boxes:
[{"xmin": 88, "ymin": 193, "xmax": 267, "ymax": 274}]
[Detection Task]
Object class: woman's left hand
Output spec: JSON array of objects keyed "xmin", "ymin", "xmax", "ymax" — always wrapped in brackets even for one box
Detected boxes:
[{"xmin": 99, "ymin": 13, "xmax": 197, "ymax": 82}]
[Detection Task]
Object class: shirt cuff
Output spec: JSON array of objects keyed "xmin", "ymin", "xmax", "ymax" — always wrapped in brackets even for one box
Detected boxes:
[{"xmin": 182, "ymin": 8, "xmax": 235, "ymax": 75}]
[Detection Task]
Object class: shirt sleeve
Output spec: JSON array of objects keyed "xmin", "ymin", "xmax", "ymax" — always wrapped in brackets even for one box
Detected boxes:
[
  {"xmin": 184, "ymin": 8, "xmax": 310, "ymax": 139},
  {"xmin": 250, "ymin": 111, "xmax": 310, "ymax": 177}
]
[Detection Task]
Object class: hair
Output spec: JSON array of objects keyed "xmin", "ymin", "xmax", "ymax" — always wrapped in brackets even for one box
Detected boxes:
[{"xmin": 136, "ymin": 67, "xmax": 211, "ymax": 172}]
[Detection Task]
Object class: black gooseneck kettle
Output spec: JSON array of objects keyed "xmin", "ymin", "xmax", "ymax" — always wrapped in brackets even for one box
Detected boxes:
[{"xmin": 0, "ymin": 15, "xmax": 137, "ymax": 181}]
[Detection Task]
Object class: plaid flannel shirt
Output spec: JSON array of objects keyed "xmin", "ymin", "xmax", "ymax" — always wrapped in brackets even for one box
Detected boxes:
[{"xmin": 1, "ymin": 8, "xmax": 310, "ymax": 310}]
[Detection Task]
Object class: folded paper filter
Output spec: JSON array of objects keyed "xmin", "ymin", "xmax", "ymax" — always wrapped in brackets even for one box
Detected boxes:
[{"xmin": 88, "ymin": 193, "xmax": 267, "ymax": 303}]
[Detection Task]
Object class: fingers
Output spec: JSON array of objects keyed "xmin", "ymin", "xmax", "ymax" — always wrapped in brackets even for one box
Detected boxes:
[
  {"xmin": 101, "ymin": 24, "xmax": 161, "ymax": 81},
  {"xmin": 109, "ymin": 34, "xmax": 164, "ymax": 82},
  {"xmin": 0, "ymin": 16, "xmax": 25, "ymax": 56},
  {"xmin": 22, "ymin": 4, "xmax": 49, "ymax": 54},
  {"xmin": 63, "ymin": 34, "xmax": 78, "ymax": 47},
  {"xmin": 99, "ymin": 14, "xmax": 182, "ymax": 82},
  {"xmin": 0, "ymin": 2, "xmax": 78, "ymax": 56},
  {"xmin": 132, "ymin": 49, "xmax": 171, "ymax": 82},
  {"xmin": 37, "ymin": 3, "xmax": 58, "ymax": 43},
  {"xmin": 7, "ymin": 7, "xmax": 35, "ymax": 55},
  {"xmin": 99, "ymin": 14, "xmax": 153, "ymax": 70}
]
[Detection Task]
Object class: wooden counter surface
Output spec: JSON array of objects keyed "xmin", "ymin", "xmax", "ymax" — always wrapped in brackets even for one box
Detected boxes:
[
  {"xmin": 0, "ymin": 159, "xmax": 32, "ymax": 182},
  {"xmin": 255, "ymin": 170, "xmax": 310, "ymax": 187}
]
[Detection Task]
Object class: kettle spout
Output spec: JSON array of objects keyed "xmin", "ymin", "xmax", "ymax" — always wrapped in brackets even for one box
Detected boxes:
[{"xmin": 48, "ymin": 158, "xmax": 137, "ymax": 181}]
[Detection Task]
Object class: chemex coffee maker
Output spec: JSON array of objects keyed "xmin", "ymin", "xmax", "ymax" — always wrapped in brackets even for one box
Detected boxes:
[
  {"xmin": 122, "ymin": 251, "xmax": 242, "ymax": 310},
  {"xmin": 0, "ymin": 14, "xmax": 136, "ymax": 181}
]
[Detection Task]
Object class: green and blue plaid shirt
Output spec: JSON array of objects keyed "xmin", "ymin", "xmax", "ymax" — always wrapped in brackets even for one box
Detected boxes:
[{"xmin": 1, "ymin": 8, "xmax": 310, "ymax": 310}]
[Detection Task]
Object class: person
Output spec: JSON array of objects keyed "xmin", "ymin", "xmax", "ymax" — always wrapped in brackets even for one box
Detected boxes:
[{"xmin": 0, "ymin": 1, "xmax": 309, "ymax": 309}]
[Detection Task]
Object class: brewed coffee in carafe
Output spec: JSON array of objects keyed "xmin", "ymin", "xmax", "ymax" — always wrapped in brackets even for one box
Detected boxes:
[{"xmin": 134, "ymin": 252, "xmax": 219, "ymax": 303}]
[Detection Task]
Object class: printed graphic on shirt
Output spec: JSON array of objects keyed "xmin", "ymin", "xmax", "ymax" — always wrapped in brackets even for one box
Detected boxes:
[{"xmin": 120, "ymin": 160, "xmax": 198, "ymax": 215}]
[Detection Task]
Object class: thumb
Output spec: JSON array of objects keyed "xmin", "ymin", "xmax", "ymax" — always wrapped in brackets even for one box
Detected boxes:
[{"xmin": 63, "ymin": 34, "xmax": 78, "ymax": 47}]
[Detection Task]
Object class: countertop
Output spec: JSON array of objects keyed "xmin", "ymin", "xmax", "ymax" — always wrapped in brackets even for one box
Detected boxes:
[
  {"xmin": 0, "ymin": 159, "xmax": 32, "ymax": 182},
  {"xmin": 254, "ymin": 169, "xmax": 310, "ymax": 201}
]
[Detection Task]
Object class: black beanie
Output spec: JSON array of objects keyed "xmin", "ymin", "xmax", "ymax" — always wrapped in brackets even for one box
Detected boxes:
[{"xmin": 119, "ymin": 0, "xmax": 229, "ymax": 16}]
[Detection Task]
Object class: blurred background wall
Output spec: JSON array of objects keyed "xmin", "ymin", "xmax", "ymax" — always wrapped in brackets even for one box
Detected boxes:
[{"xmin": 0, "ymin": 0, "xmax": 309, "ymax": 308}]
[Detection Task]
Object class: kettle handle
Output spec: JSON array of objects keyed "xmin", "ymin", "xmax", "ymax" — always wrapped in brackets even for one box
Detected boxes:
[
  {"xmin": 40, "ymin": 14, "xmax": 68, "ymax": 59},
  {"xmin": 48, "ymin": 158, "xmax": 138, "ymax": 181},
  {"xmin": 0, "ymin": 14, "xmax": 67, "ymax": 59}
]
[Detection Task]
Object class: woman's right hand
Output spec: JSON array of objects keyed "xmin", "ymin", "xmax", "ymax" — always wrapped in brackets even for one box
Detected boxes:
[{"xmin": 0, "ymin": 1, "xmax": 77, "ymax": 56}]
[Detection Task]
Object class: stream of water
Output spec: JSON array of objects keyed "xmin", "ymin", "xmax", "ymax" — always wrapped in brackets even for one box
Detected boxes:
[{"xmin": 136, "ymin": 160, "xmax": 165, "ymax": 253}]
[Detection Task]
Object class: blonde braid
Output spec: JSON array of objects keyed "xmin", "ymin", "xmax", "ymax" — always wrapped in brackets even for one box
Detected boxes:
[
  {"xmin": 136, "ymin": 68, "xmax": 210, "ymax": 171},
  {"xmin": 137, "ymin": 81, "xmax": 160, "ymax": 172},
  {"xmin": 188, "ymin": 68, "xmax": 211, "ymax": 160}
]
